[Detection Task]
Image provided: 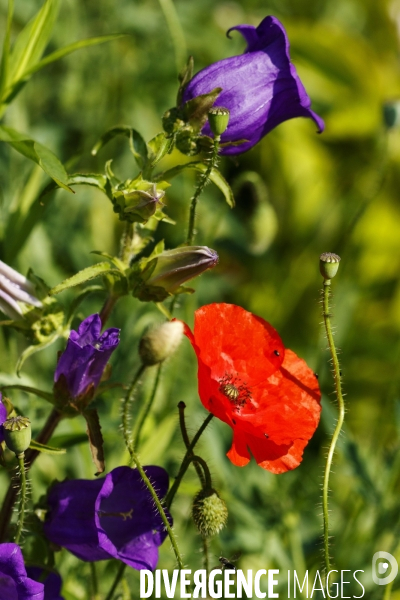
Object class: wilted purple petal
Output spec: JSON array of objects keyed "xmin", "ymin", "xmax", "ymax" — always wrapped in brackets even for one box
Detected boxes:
[
  {"xmin": 183, "ymin": 15, "xmax": 324, "ymax": 155},
  {"xmin": 0, "ymin": 543, "xmax": 44, "ymax": 600}
]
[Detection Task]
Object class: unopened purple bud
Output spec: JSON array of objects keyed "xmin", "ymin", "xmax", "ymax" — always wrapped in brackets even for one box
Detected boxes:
[
  {"xmin": 0, "ymin": 260, "xmax": 42, "ymax": 320},
  {"xmin": 146, "ymin": 246, "xmax": 218, "ymax": 293}
]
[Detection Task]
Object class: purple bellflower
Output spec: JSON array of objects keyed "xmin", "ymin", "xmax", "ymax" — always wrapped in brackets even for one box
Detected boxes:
[
  {"xmin": 26, "ymin": 568, "xmax": 64, "ymax": 600},
  {"xmin": 0, "ymin": 393, "xmax": 6, "ymax": 443},
  {"xmin": 54, "ymin": 314, "xmax": 120, "ymax": 399},
  {"xmin": 0, "ymin": 543, "xmax": 44, "ymax": 600},
  {"xmin": 43, "ymin": 466, "xmax": 171, "ymax": 570},
  {"xmin": 183, "ymin": 15, "xmax": 324, "ymax": 155}
]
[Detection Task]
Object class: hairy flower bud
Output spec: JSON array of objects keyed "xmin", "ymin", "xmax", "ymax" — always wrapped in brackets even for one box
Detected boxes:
[
  {"xmin": 3, "ymin": 416, "xmax": 31, "ymax": 456},
  {"xmin": 208, "ymin": 107, "xmax": 230, "ymax": 136},
  {"xmin": 192, "ymin": 488, "xmax": 228, "ymax": 538},
  {"xmin": 139, "ymin": 321, "xmax": 184, "ymax": 366},
  {"xmin": 320, "ymin": 252, "xmax": 341, "ymax": 281},
  {"xmin": 146, "ymin": 246, "xmax": 218, "ymax": 293},
  {"xmin": 0, "ymin": 260, "xmax": 42, "ymax": 320}
]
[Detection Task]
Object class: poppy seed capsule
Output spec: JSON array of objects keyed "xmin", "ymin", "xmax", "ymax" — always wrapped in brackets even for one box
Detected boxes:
[
  {"xmin": 208, "ymin": 107, "xmax": 230, "ymax": 136},
  {"xmin": 319, "ymin": 252, "xmax": 341, "ymax": 281},
  {"xmin": 192, "ymin": 488, "xmax": 228, "ymax": 538},
  {"xmin": 3, "ymin": 416, "xmax": 31, "ymax": 456},
  {"xmin": 139, "ymin": 320, "xmax": 184, "ymax": 366}
]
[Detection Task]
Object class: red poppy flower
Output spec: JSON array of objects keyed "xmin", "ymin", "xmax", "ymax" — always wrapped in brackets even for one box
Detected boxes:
[{"xmin": 183, "ymin": 303, "xmax": 321, "ymax": 474}]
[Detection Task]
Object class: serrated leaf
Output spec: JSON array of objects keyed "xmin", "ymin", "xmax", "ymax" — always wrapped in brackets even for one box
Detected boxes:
[
  {"xmin": 0, "ymin": 125, "xmax": 71, "ymax": 191},
  {"xmin": 49, "ymin": 262, "xmax": 119, "ymax": 295},
  {"xmin": 155, "ymin": 161, "xmax": 235, "ymax": 207},
  {"xmin": 90, "ymin": 251, "xmax": 126, "ymax": 271},
  {"xmin": 91, "ymin": 126, "xmax": 148, "ymax": 169},
  {"xmin": 29, "ymin": 440, "xmax": 66, "ymax": 454},
  {"xmin": 83, "ymin": 408, "xmax": 105, "ymax": 476}
]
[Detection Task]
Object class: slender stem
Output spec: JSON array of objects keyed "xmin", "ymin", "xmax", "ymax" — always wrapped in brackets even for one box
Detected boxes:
[
  {"xmin": 89, "ymin": 563, "xmax": 100, "ymax": 600},
  {"xmin": 166, "ymin": 412, "xmax": 214, "ymax": 508},
  {"xmin": 186, "ymin": 136, "xmax": 220, "ymax": 245},
  {"xmin": 104, "ymin": 563, "xmax": 126, "ymax": 600},
  {"xmin": 321, "ymin": 280, "xmax": 345, "ymax": 576},
  {"xmin": 99, "ymin": 295, "xmax": 118, "ymax": 328},
  {"xmin": 122, "ymin": 365, "xmax": 146, "ymax": 457},
  {"xmin": 178, "ymin": 401, "xmax": 205, "ymax": 486},
  {"xmin": 0, "ymin": 408, "xmax": 62, "ymax": 541},
  {"xmin": 132, "ymin": 364, "xmax": 162, "ymax": 452},
  {"xmin": 202, "ymin": 536, "xmax": 209, "ymax": 576},
  {"xmin": 131, "ymin": 451, "xmax": 184, "ymax": 569},
  {"xmin": 187, "ymin": 455, "xmax": 212, "ymax": 489},
  {"xmin": 14, "ymin": 453, "xmax": 27, "ymax": 544}
]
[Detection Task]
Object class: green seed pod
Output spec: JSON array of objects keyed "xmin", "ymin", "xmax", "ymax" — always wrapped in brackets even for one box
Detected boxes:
[
  {"xmin": 139, "ymin": 321, "xmax": 184, "ymax": 366},
  {"xmin": 3, "ymin": 416, "xmax": 31, "ymax": 456},
  {"xmin": 208, "ymin": 107, "xmax": 230, "ymax": 136},
  {"xmin": 192, "ymin": 488, "xmax": 228, "ymax": 538},
  {"xmin": 320, "ymin": 252, "xmax": 341, "ymax": 281}
]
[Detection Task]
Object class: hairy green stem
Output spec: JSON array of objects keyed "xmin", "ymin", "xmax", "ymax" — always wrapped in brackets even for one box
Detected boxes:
[
  {"xmin": 202, "ymin": 536, "xmax": 209, "ymax": 575},
  {"xmin": 166, "ymin": 412, "xmax": 214, "ymax": 508},
  {"xmin": 0, "ymin": 408, "xmax": 62, "ymax": 541},
  {"xmin": 178, "ymin": 401, "xmax": 205, "ymax": 486},
  {"xmin": 322, "ymin": 280, "xmax": 345, "ymax": 576},
  {"xmin": 104, "ymin": 562, "xmax": 126, "ymax": 600},
  {"xmin": 14, "ymin": 453, "xmax": 27, "ymax": 544},
  {"xmin": 132, "ymin": 364, "xmax": 163, "ymax": 452},
  {"xmin": 122, "ymin": 365, "xmax": 146, "ymax": 457},
  {"xmin": 131, "ymin": 451, "xmax": 184, "ymax": 569},
  {"xmin": 186, "ymin": 137, "xmax": 220, "ymax": 245}
]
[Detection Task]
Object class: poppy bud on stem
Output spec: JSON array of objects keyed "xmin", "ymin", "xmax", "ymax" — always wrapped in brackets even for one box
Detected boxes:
[
  {"xmin": 320, "ymin": 253, "xmax": 345, "ymax": 584},
  {"xmin": 3, "ymin": 416, "xmax": 32, "ymax": 544}
]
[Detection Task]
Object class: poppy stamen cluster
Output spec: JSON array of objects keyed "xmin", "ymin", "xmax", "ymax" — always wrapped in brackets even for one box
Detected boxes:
[{"xmin": 218, "ymin": 373, "xmax": 252, "ymax": 411}]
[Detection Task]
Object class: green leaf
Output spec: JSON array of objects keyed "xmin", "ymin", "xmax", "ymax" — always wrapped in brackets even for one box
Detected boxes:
[
  {"xmin": 155, "ymin": 161, "xmax": 235, "ymax": 207},
  {"xmin": 146, "ymin": 133, "xmax": 173, "ymax": 169},
  {"xmin": 0, "ymin": 384, "xmax": 54, "ymax": 403},
  {"xmin": 91, "ymin": 126, "xmax": 148, "ymax": 169},
  {"xmin": 177, "ymin": 55, "xmax": 194, "ymax": 105},
  {"xmin": 20, "ymin": 34, "xmax": 125, "ymax": 79},
  {"xmin": 49, "ymin": 433, "xmax": 88, "ymax": 449},
  {"xmin": 68, "ymin": 173, "xmax": 107, "ymax": 191},
  {"xmin": 183, "ymin": 87, "xmax": 221, "ymax": 132},
  {"xmin": 0, "ymin": 0, "xmax": 14, "ymax": 97},
  {"xmin": 83, "ymin": 409, "xmax": 105, "ymax": 476},
  {"xmin": 90, "ymin": 251, "xmax": 126, "ymax": 271},
  {"xmin": 0, "ymin": 125, "xmax": 71, "ymax": 191},
  {"xmin": 49, "ymin": 262, "xmax": 120, "ymax": 295},
  {"xmin": 16, "ymin": 330, "xmax": 62, "ymax": 376},
  {"xmin": 29, "ymin": 439, "xmax": 66, "ymax": 455},
  {"xmin": 7, "ymin": 0, "xmax": 60, "ymax": 90}
]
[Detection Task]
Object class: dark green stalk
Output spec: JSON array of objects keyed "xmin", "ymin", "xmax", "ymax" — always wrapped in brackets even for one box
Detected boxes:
[
  {"xmin": 122, "ymin": 365, "xmax": 146, "ymax": 457},
  {"xmin": 178, "ymin": 401, "xmax": 205, "ymax": 486},
  {"xmin": 131, "ymin": 364, "xmax": 163, "ymax": 452},
  {"xmin": 104, "ymin": 562, "xmax": 126, "ymax": 600},
  {"xmin": 186, "ymin": 137, "xmax": 220, "ymax": 245},
  {"xmin": 166, "ymin": 412, "xmax": 214, "ymax": 508}
]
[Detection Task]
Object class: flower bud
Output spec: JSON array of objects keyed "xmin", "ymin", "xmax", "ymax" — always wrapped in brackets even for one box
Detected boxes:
[
  {"xmin": 113, "ymin": 180, "xmax": 167, "ymax": 224},
  {"xmin": 319, "ymin": 252, "xmax": 341, "ymax": 281},
  {"xmin": 146, "ymin": 246, "xmax": 218, "ymax": 293},
  {"xmin": 0, "ymin": 260, "xmax": 42, "ymax": 320},
  {"xmin": 3, "ymin": 416, "xmax": 31, "ymax": 456},
  {"xmin": 208, "ymin": 107, "xmax": 230, "ymax": 136},
  {"xmin": 139, "ymin": 320, "xmax": 184, "ymax": 366},
  {"xmin": 192, "ymin": 488, "xmax": 228, "ymax": 538}
]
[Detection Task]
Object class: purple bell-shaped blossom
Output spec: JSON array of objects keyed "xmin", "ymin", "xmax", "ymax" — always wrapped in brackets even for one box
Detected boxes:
[
  {"xmin": 43, "ymin": 466, "xmax": 171, "ymax": 570},
  {"xmin": 183, "ymin": 15, "xmax": 324, "ymax": 155},
  {"xmin": 54, "ymin": 314, "xmax": 120, "ymax": 399},
  {"xmin": 26, "ymin": 568, "xmax": 64, "ymax": 600},
  {"xmin": 0, "ymin": 543, "xmax": 44, "ymax": 599}
]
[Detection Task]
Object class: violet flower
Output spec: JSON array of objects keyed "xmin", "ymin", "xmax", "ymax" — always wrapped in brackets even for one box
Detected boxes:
[
  {"xmin": 54, "ymin": 314, "xmax": 120, "ymax": 399},
  {"xmin": 183, "ymin": 15, "xmax": 324, "ymax": 155},
  {"xmin": 0, "ymin": 393, "xmax": 7, "ymax": 443},
  {"xmin": 0, "ymin": 543, "xmax": 44, "ymax": 599},
  {"xmin": 43, "ymin": 466, "xmax": 171, "ymax": 570},
  {"xmin": 26, "ymin": 568, "xmax": 64, "ymax": 600}
]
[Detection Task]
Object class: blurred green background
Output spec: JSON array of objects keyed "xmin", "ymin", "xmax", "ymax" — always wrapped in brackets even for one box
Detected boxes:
[{"xmin": 2, "ymin": 0, "xmax": 400, "ymax": 598}]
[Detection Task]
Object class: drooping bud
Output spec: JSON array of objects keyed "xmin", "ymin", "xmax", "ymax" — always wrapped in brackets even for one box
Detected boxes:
[
  {"xmin": 139, "ymin": 320, "xmax": 184, "ymax": 366},
  {"xmin": 0, "ymin": 260, "xmax": 42, "ymax": 320},
  {"xmin": 320, "ymin": 252, "xmax": 341, "ymax": 281},
  {"xmin": 192, "ymin": 488, "xmax": 228, "ymax": 538},
  {"xmin": 208, "ymin": 107, "xmax": 230, "ymax": 136},
  {"xmin": 146, "ymin": 246, "xmax": 218, "ymax": 293},
  {"xmin": 3, "ymin": 416, "xmax": 32, "ymax": 456}
]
